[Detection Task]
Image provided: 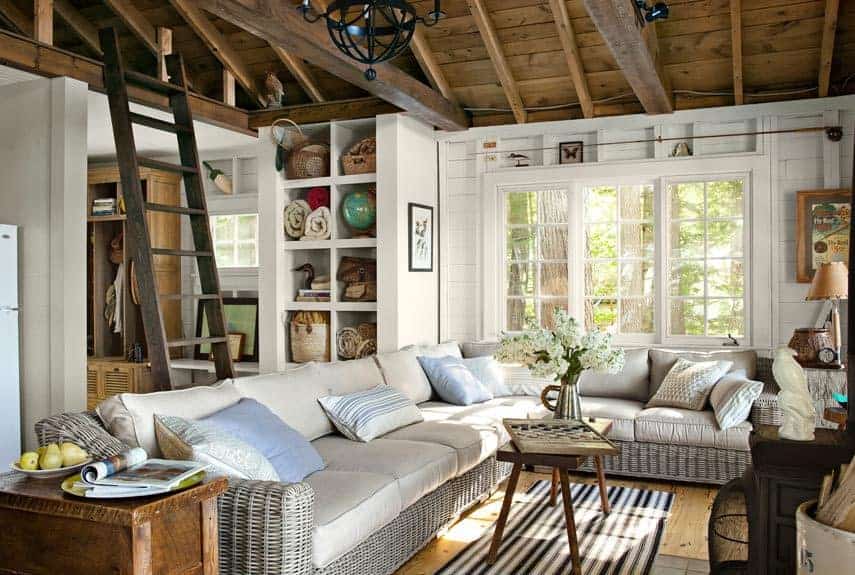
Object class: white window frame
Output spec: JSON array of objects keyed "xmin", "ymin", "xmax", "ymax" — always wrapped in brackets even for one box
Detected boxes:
[
  {"xmin": 210, "ymin": 213, "xmax": 259, "ymax": 269},
  {"xmin": 484, "ymin": 156, "xmax": 771, "ymax": 349}
]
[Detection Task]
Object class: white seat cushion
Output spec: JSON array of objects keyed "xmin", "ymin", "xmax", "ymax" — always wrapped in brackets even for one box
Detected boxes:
[
  {"xmin": 635, "ymin": 407, "xmax": 752, "ymax": 451},
  {"xmin": 374, "ymin": 350, "xmax": 433, "ymax": 403},
  {"xmin": 529, "ymin": 397, "xmax": 644, "ymax": 442},
  {"xmin": 312, "ymin": 436, "xmax": 457, "ymax": 507},
  {"xmin": 305, "ymin": 470, "xmax": 401, "ymax": 568}
]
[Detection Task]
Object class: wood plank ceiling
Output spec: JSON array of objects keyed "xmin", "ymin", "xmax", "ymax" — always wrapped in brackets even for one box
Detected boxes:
[{"xmin": 1, "ymin": 0, "xmax": 854, "ymax": 128}]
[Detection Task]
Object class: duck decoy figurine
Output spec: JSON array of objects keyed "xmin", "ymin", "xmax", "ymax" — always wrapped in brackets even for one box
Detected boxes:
[{"xmin": 293, "ymin": 263, "xmax": 315, "ymax": 290}]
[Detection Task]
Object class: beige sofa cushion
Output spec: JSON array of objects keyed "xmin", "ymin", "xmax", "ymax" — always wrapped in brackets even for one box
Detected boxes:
[
  {"xmin": 403, "ymin": 341, "xmax": 463, "ymax": 359},
  {"xmin": 578, "ymin": 348, "xmax": 650, "ymax": 402},
  {"xmin": 234, "ymin": 364, "xmax": 334, "ymax": 441},
  {"xmin": 315, "ymin": 357, "xmax": 385, "ymax": 396},
  {"xmin": 306, "ymin": 469, "xmax": 401, "ymax": 568},
  {"xmin": 527, "ymin": 397, "xmax": 642, "ymax": 442},
  {"xmin": 374, "ymin": 350, "xmax": 433, "ymax": 403},
  {"xmin": 649, "ymin": 349, "xmax": 757, "ymax": 397},
  {"xmin": 96, "ymin": 381, "xmax": 241, "ymax": 457},
  {"xmin": 312, "ymin": 436, "xmax": 457, "ymax": 508},
  {"xmin": 634, "ymin": 407, "xmax": 752, "ymax": 451}
]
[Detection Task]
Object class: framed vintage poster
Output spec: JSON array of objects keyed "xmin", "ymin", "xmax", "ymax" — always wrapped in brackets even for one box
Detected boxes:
[
  {"xmin": 796, "ymin": 189, "xmax": 851, "ymax": 282},
  {"xmin": 195, "ymin": 297, "xmax": 259, "ymax": 361},
  {"xmin": 408, "ymin": 203, "xmax": 433, "ymax": 272}
]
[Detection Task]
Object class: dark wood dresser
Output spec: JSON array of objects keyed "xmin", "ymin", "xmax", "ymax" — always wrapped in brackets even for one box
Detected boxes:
[{"xmin": 746, "ymin": 425, "xmax": 854, "ymax": 574}]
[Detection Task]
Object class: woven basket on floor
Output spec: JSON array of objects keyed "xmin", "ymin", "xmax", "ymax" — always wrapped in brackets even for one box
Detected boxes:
[{"xmin": 290, "ymin": 322, "xmax": 330, "ymax": 363}]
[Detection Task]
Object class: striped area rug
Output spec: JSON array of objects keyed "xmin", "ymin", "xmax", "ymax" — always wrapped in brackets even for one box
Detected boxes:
[{"xmin": 436, "ymin": 481, "xmax": 674, "ymax": 575}]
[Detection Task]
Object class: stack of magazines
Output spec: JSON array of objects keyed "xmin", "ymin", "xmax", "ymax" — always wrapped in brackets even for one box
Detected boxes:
[{"xmin": 74, "ymin": 448, "xmax": 208, "ymax": 498}]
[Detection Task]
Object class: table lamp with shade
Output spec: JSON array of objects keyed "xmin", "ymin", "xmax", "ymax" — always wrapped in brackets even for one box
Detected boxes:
[{"xmin": 806, "ymin": 261, "xmax": 848, "ymax": 366}]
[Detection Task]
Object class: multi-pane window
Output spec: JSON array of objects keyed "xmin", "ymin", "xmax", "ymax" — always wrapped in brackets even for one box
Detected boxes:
[
  {"xmin": 211, "ymin": 214, "xmax": 259, "ymax": 268},
  {"xmin": 583, "ymin": 185, "xmax": 655, "ymax": 335},
  {"xmin": 666, "ymin": 179, "xmax": 745, "ymax": 337},
  {"xmin": 504, "ymin": 188, "xmax": 569, "ymax": 331}
]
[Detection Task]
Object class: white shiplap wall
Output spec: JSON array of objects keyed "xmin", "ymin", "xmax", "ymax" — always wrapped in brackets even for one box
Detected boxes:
[{"xmin": 439, "ymin": 97, "xmax": 855, "ymax": 350}]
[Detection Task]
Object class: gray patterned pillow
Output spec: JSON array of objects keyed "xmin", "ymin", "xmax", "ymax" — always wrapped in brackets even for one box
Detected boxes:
[
  {"xmin": 646, "ymin": 358, "xmax": 733, "ymax": 410},
  {"xmin": 154, "ymin": 414, "xmax": 279, "ymax": 481}
]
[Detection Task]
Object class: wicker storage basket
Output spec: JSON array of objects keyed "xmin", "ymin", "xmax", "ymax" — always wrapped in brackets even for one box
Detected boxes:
[
  {"xmin": 287, "ymin": 141, "xmax": 330, "ymax": 179},
  {"xmin": 341, "ymin": 137, "xmax": 377, "ymax": 175},
  {"xmin": 290, "ymin": 322, "xmax": 330, "ymax": 363}
]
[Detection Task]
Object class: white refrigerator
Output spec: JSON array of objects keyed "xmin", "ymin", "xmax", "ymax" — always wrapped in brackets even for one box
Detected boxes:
[{"xmin": 0, "ymin": 224, "xmax": 20, "ymax": 465}]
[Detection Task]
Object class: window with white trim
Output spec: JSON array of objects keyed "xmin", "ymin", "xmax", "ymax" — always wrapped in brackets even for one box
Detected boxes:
[
  {"xmin": 211, "ymin": 213, "xmax": 259, "ymax": 268},
  {"xmin": 583, "ymin": 184, "xmax": 655, "ymax": 335},
  {"xmin": 665, "ymin": 178, "xmax": 746, "ymax": 338}
]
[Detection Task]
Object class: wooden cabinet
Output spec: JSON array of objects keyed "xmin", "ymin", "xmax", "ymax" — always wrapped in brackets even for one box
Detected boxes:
[
  {"xmin": 87, "ymin": 165, "xmax": 183, "ymax": 362},
  {"xmin": 86, "ymin": 358, "xmax": 154, "ymax": 410}
]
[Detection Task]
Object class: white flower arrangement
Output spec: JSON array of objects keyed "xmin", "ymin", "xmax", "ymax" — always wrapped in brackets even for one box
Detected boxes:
[{"xmin": 495, "ymin": 309, "xmax": 625, "ymax": 382}]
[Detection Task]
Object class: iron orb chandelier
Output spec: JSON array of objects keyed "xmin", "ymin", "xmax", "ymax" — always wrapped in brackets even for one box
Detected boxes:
[{"xmin": 300, "ymin": 0, "xmax": 445, "ymax": 80}]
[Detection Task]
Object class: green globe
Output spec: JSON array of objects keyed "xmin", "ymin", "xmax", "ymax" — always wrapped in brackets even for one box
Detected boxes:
[{"xmin": 341, "ymin": 189, "xmax": 376, "ymax": 231}]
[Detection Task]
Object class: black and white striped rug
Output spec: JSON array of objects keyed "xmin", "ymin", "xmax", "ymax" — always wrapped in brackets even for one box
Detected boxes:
[{"xmin": 436, "ymin": 481, "xmax": 674, "ymax": 575}]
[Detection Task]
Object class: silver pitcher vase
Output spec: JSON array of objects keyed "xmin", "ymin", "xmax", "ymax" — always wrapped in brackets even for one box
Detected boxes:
[{"xmin": 540, "ymin": 372, "xmax": 582, "ymax": 420}]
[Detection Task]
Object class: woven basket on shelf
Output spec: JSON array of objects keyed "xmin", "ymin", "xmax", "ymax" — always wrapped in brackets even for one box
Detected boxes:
[
  {"xmin": 271, "ymin": 118, "xmax": 330, "ymax": 179},
  {"xmin": 290, "ymin": 311, "xmax": 330, "ymax": 363},
  {"xmin": 341, "ymin": 136, "xmax": 376, "ymax": 175}
]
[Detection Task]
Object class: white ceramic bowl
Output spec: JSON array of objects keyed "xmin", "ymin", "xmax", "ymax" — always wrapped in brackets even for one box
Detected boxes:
[{"xmin": 9, "ymin": 459, "xmax": 91, "ymax": 480}]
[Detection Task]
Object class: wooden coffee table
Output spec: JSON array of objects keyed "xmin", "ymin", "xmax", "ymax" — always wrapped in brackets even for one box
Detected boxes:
[
  {"xmin": 487, "ymin": 418, "xmax": 617, "ymax": 572},
  {"xmin": 0, "ymin": 472, "xmax": 228, "ymax": 575}
]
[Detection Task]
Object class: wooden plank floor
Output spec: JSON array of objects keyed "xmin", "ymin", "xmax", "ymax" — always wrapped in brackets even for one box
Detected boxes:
[{"xmin": 396, "ymin": 470, "xmax": 718, "ymax": 575}]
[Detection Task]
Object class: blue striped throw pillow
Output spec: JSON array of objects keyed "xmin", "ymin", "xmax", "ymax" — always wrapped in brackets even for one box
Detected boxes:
[{"xmin": 318, "ymin": 385, "xmax": 424, "ymax": 442}]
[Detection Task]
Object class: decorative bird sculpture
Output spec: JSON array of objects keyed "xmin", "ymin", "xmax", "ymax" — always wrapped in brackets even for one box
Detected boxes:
[
  {"xmin": 293, "ymin": 263, "xmax": 315, "ymax": 291},
  {"xmin": 772, "ymin": 346, "xmax": 816, "ymax": 441},
  {"xmin": 508, "ymin": 152, "xmax": 530, "ymax": 167},
  {"xmin": 263, "ymin": 71, "xmax": 286, "ymax": 108}
]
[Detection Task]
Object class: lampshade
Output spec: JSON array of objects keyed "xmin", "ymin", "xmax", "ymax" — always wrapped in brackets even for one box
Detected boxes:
[{"xmin": 806, "ymin": 261, "xmax": 849, "ymax": 300}]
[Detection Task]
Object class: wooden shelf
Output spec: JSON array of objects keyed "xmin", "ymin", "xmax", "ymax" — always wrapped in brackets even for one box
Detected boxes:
[
  {"xmin": 88, "ymin": 214, "xmax": 127, "ymax": 222},
  {"xmin": 284, "ymin": 301, "xmax": 331, "ymax": 311},
  {"xmin": 336, "ymin": 237, "xmax": 377, "ymax": 248},
  {"xmin": 337, "ymin": 302, "xmax": 377, "ymax": 312},
  {"xmin": 282, "ymin": 176, "xmax": 332, "ymax": 189},
  {"xmin": 283, "ymin": 239, "xmax": 333, "ymax": 250},
  {"xmin": 337, "ymin": 172, "xmax": 376, "ymax": 185},
  {"xmin": 170, "ymin": 358, "xmax": 259, "ymax": 374}
]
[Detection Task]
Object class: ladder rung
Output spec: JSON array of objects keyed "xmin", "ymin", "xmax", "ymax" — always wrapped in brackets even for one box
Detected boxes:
[
  {"xmin": 138, "ymin": 157, "xmax": 198, "ymax": 174},
  {"xmin": 125, "ymin": 70, "xmax": 184, "ymax": 95},
  {"xmin": 167, "ymin": 337, "xmax": 228, "ymax": 348},
  {"xmin": 160, "ymin": 293, "xmax": 221, "ymax": 301},
  {"xmin": 151, "ymin": 248, "xmax": 213, "ymax": 257},
  {"xmin": 145, "ymin": 202, "xmax": 206, "ymax": 215},
  {"xmin": 130, "ymin": 112, "xmax": 189, "ymax": 134}
]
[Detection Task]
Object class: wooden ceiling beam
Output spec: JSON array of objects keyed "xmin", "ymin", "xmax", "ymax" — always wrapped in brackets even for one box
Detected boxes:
[
  {"xmin": 465, "ymin": 0, "xmax": 526, "ymax": 123},
  {"xmin": 0, "ymin": 28, "xmax": 254, "ymax": 134},
  {"xmin": 102, "ymin": 0, "xmax": 158, "ymax": 54},
  {"xmin": 167, "ymin": 0, "xmax": 265, "ymax": 107},
  {"xmin": 730, "ymin": 0, "xmax": 743, "ymax": 105},
  {"xmin": 270, "ymin": 45, "xmax": 325, "ymax": 103},
  {"xmin": 819, "ymin": 0, "xmax": 840, "ymax": 98},
  {"xmin": 410, "ymin": 29, "xmax": 456, "ymax": 102},
  {"xmin": 249, "ymin": 97, "xmax": 399, "ymax": 128},
  {"xmin": 55, "ymin": 0, "xmax": 102, "ymax": 56},
  {"xmin": 34, "ymin": 0, "xmax": 52, "ymax": 44},
  {"xmin": 547, "ymin": 0, "xmax": 592, "ymax": 118},
  {"xmin": 0, "ymin": 0, "xmax": 32, "ymax": 36},
  {"xmin": 223, "ymin": 69, "xmax": 235, "ymax": 105},
  {"xmin": 582, "ymin": 0, "xmax": 672, "ymax": 114},
  {"xmin": 204, "ymin": 0, "xmax": 468, "ymax": 131},
  {"xmin": 156, "ymin": 26, "xmax": 171, "ymax": 81}
]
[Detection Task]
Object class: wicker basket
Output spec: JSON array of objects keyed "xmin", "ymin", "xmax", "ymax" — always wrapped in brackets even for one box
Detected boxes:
[
  {"xmin": 290, "ymin": 322, "xmax": 330, "ymax": 363},
  {"xmin": 341, "ymin": 137, "xmax": 376, "ymax": 175},
  {"xmin": 271, "ymin": 118, "xmax": 331, "ymax": 179}
]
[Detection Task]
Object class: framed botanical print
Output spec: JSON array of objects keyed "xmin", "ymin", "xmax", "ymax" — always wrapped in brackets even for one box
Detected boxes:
[
  {"xmin": 796, "ymin": 189, "xmax": 851, "ymax": 282},
  {"xmin": 195, "ymin": 297, "xmax": 259, "ymax": 361},
  {"xmin": 408, "ymin": 203, "xmax": 433, "ymax": 272}
]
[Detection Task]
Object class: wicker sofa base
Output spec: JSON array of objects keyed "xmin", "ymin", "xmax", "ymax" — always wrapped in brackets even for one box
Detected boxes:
[
  {"xmin": 315, "ymin": 457, "xmax": 513, "ymax": 575},
  {"xmin": 577, "ymin": 439, "xmax": 750, "ymax": 485}
]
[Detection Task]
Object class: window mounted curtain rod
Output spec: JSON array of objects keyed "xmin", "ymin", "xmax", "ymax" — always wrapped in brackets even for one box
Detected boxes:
[{"xmin": 454, "ymin": 126, "xmax": 844, "ymax": 160}]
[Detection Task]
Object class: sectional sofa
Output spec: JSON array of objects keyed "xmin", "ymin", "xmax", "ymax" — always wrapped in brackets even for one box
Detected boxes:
[{"xmin": 34, "ymin": 344, "xmax": 778, "ymax": 575}]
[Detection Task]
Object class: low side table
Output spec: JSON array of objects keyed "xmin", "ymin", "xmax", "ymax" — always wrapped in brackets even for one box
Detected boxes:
[
  {"xmin": 0, "ymin": 472, "xmax": 228, "ymax": 575},
  {"xmin": 488, "ymin": 418, "xmax": 616, "ymax": 572}
]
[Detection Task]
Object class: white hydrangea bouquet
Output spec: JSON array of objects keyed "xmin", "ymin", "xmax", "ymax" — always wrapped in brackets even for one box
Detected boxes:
[{"xmin": 495, "ymin": 309, "xmax": 625, "ymax": 420}]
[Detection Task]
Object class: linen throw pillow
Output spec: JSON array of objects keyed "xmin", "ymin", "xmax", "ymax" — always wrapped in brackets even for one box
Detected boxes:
[
  {"xmin": 154, "ymin": 414, "xmax": 279, "ymax": 481},
  {"xmin": 318, "ymin": 385, "xmax": 423, "ymax": 442},
  {"xmin": 709, "ymin": 370, "xmax": 764, "ymax": 429},
  {"xmin": 462, "ymin": 356, "xmax": 512, "ymax": 397},
  {"xmin": 201, "ymin": 398, "xmax": 325, "ymax": 483},
  {"xmin": 417, "ymin": 355, "xmax": 494, "ymax": 405},
  {"xmin": 646, "ymin": 358, "xmax": 733, "ymax": 410}
]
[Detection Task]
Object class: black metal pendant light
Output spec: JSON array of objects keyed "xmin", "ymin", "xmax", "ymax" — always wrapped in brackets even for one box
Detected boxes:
[{"xmin": 300, "ymin": 0, "xmax": 445, "ymax": 80}]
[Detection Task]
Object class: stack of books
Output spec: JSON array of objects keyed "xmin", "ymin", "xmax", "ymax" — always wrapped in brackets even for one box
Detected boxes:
[
  {"xmin": 296, "ymin": 289, "xmax": 331, "ymax": 302},
  {"xmin": 91, "ymin": 198, "xmax": 117, "ymax": 217}
]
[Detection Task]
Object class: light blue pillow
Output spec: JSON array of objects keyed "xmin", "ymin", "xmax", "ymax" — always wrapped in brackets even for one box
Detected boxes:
[
  {"xmin": 417, "ymin": 355, "xmax": 494, "ymax": 406},
  {"xmin": 202, "ymin": 398, "xmax": 325, "ymax": 483},
  {"xmin": 463, "ymin": 356, "xmax": 512, "ymax": 397},
  {"xmin": 318, "ymin": 385, "xmax": 423, "ymax": 442}
]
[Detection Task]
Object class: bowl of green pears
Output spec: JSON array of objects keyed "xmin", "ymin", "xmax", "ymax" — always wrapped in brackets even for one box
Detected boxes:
[{"xmin": 11, "ymin": 442, "xmax": 91, "ymax": 479}]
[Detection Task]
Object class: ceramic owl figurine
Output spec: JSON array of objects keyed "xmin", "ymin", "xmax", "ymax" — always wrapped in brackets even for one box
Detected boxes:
[
  {"xmin": 263, "ymin": 71, "xmax": 286, "ymax": 108},
  {"xmin": 772, "ymin": 346, "xmax": 816, "ymax": 441}
]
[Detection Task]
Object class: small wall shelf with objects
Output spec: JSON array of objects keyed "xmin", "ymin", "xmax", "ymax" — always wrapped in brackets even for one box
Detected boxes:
[{"xmin": 269, "ymin": 118, "xmax": 379, "ymax": 368}]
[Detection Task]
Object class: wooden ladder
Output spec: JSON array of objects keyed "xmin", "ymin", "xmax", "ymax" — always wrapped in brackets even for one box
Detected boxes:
[{"xmin": 99, "ymin": 27, "xmax": 235, "ymax": 390}]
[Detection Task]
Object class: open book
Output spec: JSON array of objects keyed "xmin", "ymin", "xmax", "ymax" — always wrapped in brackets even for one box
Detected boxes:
[{"xmin": 74, "ymin": 447, "xmax": 208, "ymax": 498}]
